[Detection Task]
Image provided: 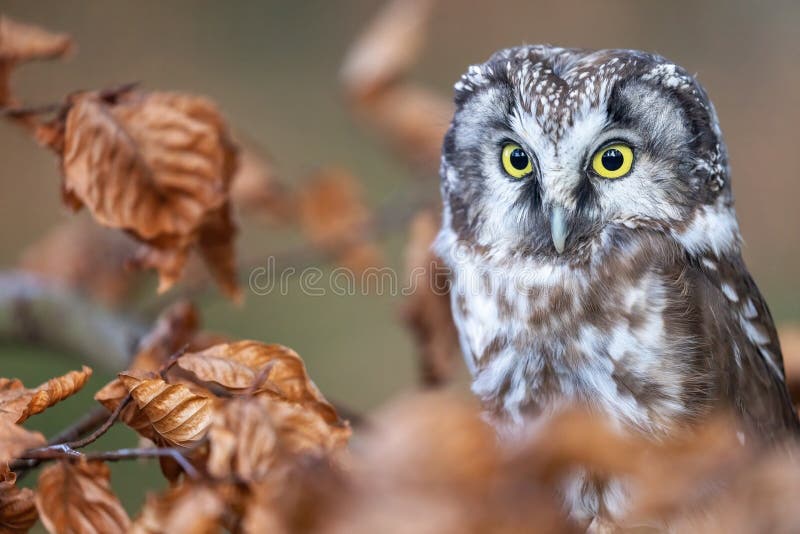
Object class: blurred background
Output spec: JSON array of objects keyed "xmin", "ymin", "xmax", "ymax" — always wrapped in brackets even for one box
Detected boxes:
[{"xmin": 1, "ymin": 0, "xmax": 799, "ymax": 517}]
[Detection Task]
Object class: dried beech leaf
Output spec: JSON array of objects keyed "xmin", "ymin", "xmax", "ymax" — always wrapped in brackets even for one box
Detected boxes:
[
  {"xmin": 25, "ymin": 365, "xmax": 92, "ymax": 420},
  {"xmin": 129, "ymin": 483, "xmax": 224, "ymax": 534},
  {"xmin": 94, "ymin": 373, "xmax": 159, "ymax": 443},
  {"xmin": 298, "ymin": 168, "xmax": 370, "ymax": 251},
  {"xmin": 19, "ymin": 218, "xmax": 140, "ymax": 304},
  {"xmin": 207, "ymin": 398, "xmax": 278, "ymax": 481},
  {"xmin": 36, "ymin": 460, "xmax": 130, "ymax": 534},
  {"xmin": 0, "ymin": 15, "xmax": 73, "ymax": 107},
  {"xmin": 231, "ymin": 143, "xmax": 294, "ymax": 222},
  {"xmin": 51, "ymin": 89, "xmax": 240, "ymax": 296},
  {"xmin": 261, "ymin": 398, "xmax": 351, "ymax": 458},
  {"xmin": 0, "ymin": 419, "xmax": 45, "ymax": 464},
  {"xmin": 0, "ymin": 466, "xmax": 37, "ymax": 534},
  {"xmin": 119, "ymin": 372, "xmax": 212, "ymax": 448},
  {"xmin": 177, "ymin": 341, "xmax": 342, "ymax": 425},
  {"xmin": 354, "ymin": 84, "xmax": 452, "ymax": 172},
  {"xmin": 340, "ymin": 0, "xmax": 434, "ymax": 98},
  {"xmin": 0, "ymin": 366, "xmax": 92, "ymax": 424},
  {"xmin": 130, "ymin": 300, "xmax": 201, "ymax": 372},
  {"xmin": 401, "ymin": 210, "xmax": 459, "ymax": 386}
]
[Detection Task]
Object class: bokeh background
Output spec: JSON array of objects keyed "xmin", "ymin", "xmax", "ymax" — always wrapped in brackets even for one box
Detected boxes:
[{"xmin": 1, "ymin": 0, "xmax": 799, "ymax": 518}]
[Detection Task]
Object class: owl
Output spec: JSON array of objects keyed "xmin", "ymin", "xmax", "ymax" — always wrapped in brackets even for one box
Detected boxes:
[{"xmin": 434, "ymin": 45, "xmax": 799, "ymax": 523}]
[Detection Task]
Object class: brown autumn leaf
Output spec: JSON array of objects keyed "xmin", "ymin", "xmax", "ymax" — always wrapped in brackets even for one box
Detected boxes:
[
  {"xmin": 176, "ymin": 341, "xmax": 343, "ymax": 425},
  {"xmin": 19, "ymin": 217, "xmax": 140, "ymax": 304},
  {"xmin": 297, "ymin": 168, "xmax": 382, "ymax": 273},
  {"xmin": 36, "ymin": 460, "xmax": 130, "ymax": 534},
  {"xmin": 340, "ymin": 0, "xmax": 435, "ymax": 99},
  {"xmin": 206, "ymin": 397, "xmax": 278, "ymax": 481},
  {"xmin": 197, "ymin": 203, "xmax": 242, "ymax": 302},
  {"xmin": 352, "ymin": 84, "xmax": 451, "ymax": 172},
  {"xmin": 401, "ymin": 209, "xmax": 459, "ymax": 386},
  {"xmin": 260, "ymin": 397, "xmax": 351, "ymax": 459},
  {"xmin": 0, "ymin": 15, "xmax": 73, "ymax": 107},
  {"xmin": 0, "ymin": 418, "xmax": 45, "ymax": 465},
  {"xmin": 231, "ymin": 142, "xmax": 295, "ymax": 223},
  {"xmin": 118, "ymin": 372, "xmax": 213, "ymax": 448},
  {"xmin": 42, "ymin": 88, "xmax": 240, "ymax": 297},
  {"xmin": 0, "ymin": 465, "xmax": 37, "ymax": 534},
  {"xmin": 129, "ymin": 482, "xmax": 225, "ymax": 534},
  {"xmin": 0, "ymin": 366, "xmax": 92, "ymax": 424},
  {"xmin": 130, "ymin": 300, "xmax": 201, "ymax": 372}
]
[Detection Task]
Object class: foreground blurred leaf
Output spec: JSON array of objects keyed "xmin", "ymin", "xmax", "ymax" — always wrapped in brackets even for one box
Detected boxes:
[
  {"xmin": 0, "ymin": 366, "xmax": 92, "ymax": 424},
  {"xmin": 0, "ymin": 15, "xmax": 73, "ymax": 106},
  {"xmin": 36, "ymin": 460, "xmax": 130, "ymax": 534},
  {"xmin": 0, "ymin": 466, "xmax": 37, "ymax": 534},
  {"xmin": 118, "ymin": 372, "xmax": 213, "ymax": 448},
  {"xmin": 129, "ymin": 482, "xmax": 224, "ymax": 534}
]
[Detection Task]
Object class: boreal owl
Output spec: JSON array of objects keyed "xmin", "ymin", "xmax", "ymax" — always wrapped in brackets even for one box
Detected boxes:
[{"xmin": 434, "ymin": 45, "xmax": 798, "ymax": 522}]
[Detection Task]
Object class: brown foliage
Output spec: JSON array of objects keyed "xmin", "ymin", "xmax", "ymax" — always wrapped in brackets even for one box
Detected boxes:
[
  {"xmin": 0, "ymin": 15, "xmax": 73, "ymax": 107},
  {"xmin": 0, "ymin": 466, "xmax": 37, "ymax": 534},
  {"xmin": 129, "ymin": 482, "xmax": 225, "ymax": 534},
  {"xmin": 401, "ymin": 209, "xmax": 460, "ymax": 385},
  {"xmin": 33, "ymin": 87, "xmax": 241, "ymax": 299},
  {"xmin": 0, "ymin": 419, "xmax": 44, "ymax": 465},
  {"xmin": 36, "ymin": 460, "xmax": 130, "ymax": 534},
  {"xmin": 0, "ymin": 366, "xmax": 92, "ymax": 424}
]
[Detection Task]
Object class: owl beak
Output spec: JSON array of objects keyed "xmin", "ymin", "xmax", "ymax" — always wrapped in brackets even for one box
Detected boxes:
[{"xmin": 549, "ymin": 206, "xmax": 569, "ymax": 254}]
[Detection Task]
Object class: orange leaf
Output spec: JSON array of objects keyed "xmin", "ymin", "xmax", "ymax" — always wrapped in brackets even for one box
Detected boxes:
[
  {"xmin": 118, "ymin": 372, "xmax": 213, "ymax": 448},
  {"xmin": 129, "ymin": 483, "xmax": 224, "ymax": 534},
  {"xmin": 0, "ymin": 419, "xmax": 45, "ymax": 465},
  {"xmin": 207, "ymin": 398, "xmax": 278, "ymax": 481},
  {"xmin": 340, "ymin": 0, "xmax": 435, "ymax": 99},
  {"xmin": 49, "ymin": 88, "xmax": 240, "ymax": 297},
  {"xmin": 19, "ymin": 217, "xmax": 140, "ymax": 304},
  {"xmin": 0, "ymin": 466, "xmax": 37, "ymax": 534},
  {"xmin": 0, "ymin": 15, "xmax": 73, "ymax": 107},
  {"xmin": 0, "ymin": 366, "xmax": 92, "ymax": 424},
  {"xmin": 35, "ymin": 460, "xmax": 130, "ymax": 534},
  {"xmin": 177, "ymin": 341, "xmax": 343, "ymax": 425}
]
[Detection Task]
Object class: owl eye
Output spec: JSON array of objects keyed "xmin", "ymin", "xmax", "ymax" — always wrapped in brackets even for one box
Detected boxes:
[
  {"xmin": 501, "ymin": 143, "xmax": 533, "ymax": 179},
  {"xmin": 591, "ymin": 143, "xmax": 634, "ymax": 179}
]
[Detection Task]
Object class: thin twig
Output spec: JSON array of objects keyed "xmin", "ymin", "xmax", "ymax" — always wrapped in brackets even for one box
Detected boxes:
[
  {"xmin": 47, "ymin": 406, "xmax": 110, "ymax": 445},
  {"xmin": 67, "ymin": 393, "xmax": 132, "ymax": 449}
]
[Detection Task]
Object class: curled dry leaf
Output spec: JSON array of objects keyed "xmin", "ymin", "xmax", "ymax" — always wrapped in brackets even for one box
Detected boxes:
[
  {"xmin": 36, "ymin": 460, "xmax": 130, "ymax": 534},
  {"xmin": 19, "ymin": 217, "xmax": 140, "ymax": 304},
  {"xmin": 0, "ymin": 15, "xmax": 73, "ymax": 107},
  {"xmin": 44, "ymin": 88, "xmax": 240, "ymax": 297},
  {"xmin": 401, "ymin": 209, "xmax": 460, "ymax": 386},
  {"xmin": 176, "ymin": 341, "xmax": 344, "ymax": 426},
  {"xmin": 231, "ymin": 142, "xmax": 295, "ymax": 223},
  {"xmin": 129, "ymin": 482, "xmax": 225, "ymax": 534},
  {"xmin": 340, "ymin": 0, "xmax": 435, "ymax": 98},
  {"xmin": 118, "ymin": 372, "xmax": 213, "ymax": 448},
  {"xmin": 206, "ymin": 397, "xmax": 278, "ymax": 481},
  {"xmin": 0, "ymin": 366, "xmax": 92, "ymax": 424},
  {"xmin": 0, "ymin": 418, "xmax": 45, "ymax": 465},
  {"xmin": 0, "ymin": 466, "xmax": 37, "ymax": 534}
]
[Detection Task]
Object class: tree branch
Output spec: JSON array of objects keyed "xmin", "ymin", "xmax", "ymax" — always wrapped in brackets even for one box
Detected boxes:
[{"xmin": 0, "ymin": 271, "xmax": 145, "ymax": 371}]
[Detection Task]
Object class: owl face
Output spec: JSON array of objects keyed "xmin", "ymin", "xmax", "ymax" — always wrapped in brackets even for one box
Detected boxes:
[{"xmin": 440, "ymin": 46, "xmax": 733, "ymax": 261}]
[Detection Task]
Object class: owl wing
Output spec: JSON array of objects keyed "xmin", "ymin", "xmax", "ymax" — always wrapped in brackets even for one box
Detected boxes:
[{"xmin": 693, "ymin": 254, "xmax": 799, "ymax": 440}]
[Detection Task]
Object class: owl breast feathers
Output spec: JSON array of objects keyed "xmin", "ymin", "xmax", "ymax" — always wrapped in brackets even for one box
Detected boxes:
[{"xmin": 435, "ymin": 45, "xmax": 798, "ymax": 444}]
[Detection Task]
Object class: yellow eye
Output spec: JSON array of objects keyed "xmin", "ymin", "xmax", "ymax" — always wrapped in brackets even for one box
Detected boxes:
[
  {"xmin": 591, "ymin": 143, "xmax": 634, "ymax": 179},
  {"xmin": 501, "ymin": 143, "xmax": 533, "ymax": 178}
]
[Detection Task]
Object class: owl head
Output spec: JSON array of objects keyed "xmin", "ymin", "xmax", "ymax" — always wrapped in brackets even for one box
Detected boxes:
[{"xmin": 437, "ymin": 46, "xmax": 740, "ymax": 263}]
